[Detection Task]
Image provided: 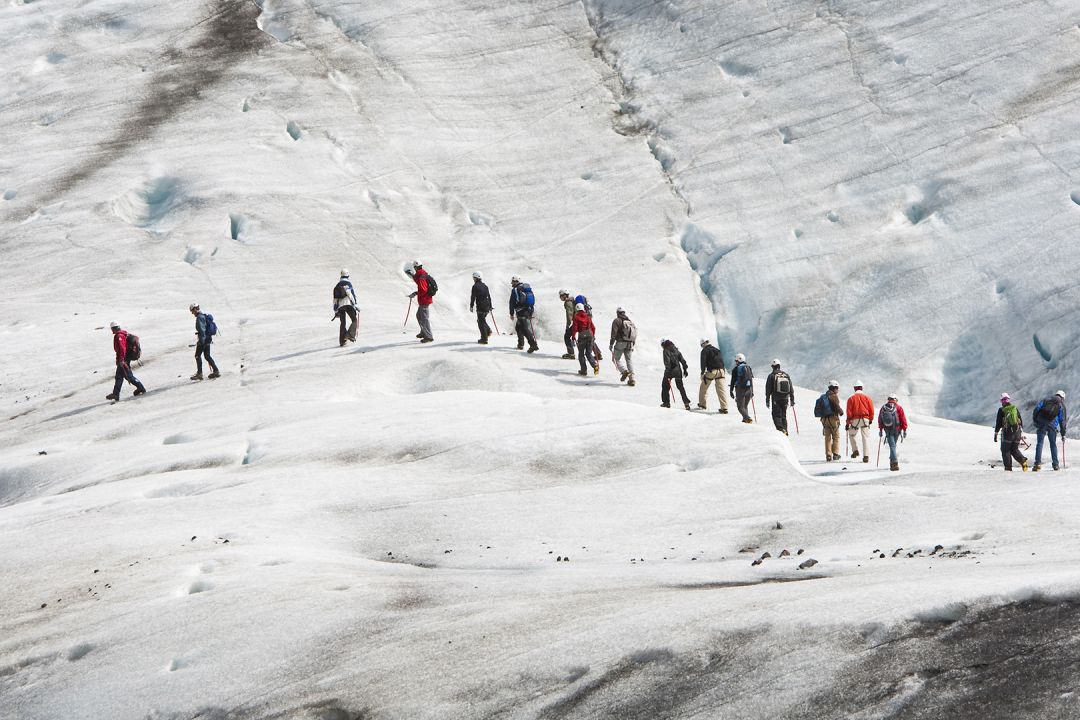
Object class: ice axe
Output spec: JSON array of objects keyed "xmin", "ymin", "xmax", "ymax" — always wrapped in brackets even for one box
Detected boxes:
[
  {"xmin": 751, "ymin": 397, "xmax": 758, "ymax": 423},
  {"xmin": 791, "ymin": 405, "xmax": 800, "ymax": 435},
  {"xmin": 402, "ymin": 297, "xmax": 413, "ymax": 333},
  {"xmin": 876, "ymin": 435, "xmax": 883, "ymax": 467},
  {"xmin": 490, "ymin": 312, "xmax": 500, "ymax": 336}
]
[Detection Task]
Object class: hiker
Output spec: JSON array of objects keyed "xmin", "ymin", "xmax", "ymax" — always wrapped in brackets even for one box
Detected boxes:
[
  {"xmin": 574, "ymin": 293, "xmax": 603, "ymax": 361},
  {"xmin": 764, "ymin": 360, "xmax": 794, "ymax": 434},
  {"xmin": 332, "ymin": 269, "xmax": 357, "ymax": 347},
  {"xmin": 189, "ymin": 303, "xmax": 221, "ymax": 380},
  {"xmin": 559, "ymin": 290, "xmax": 575, "ymax": 359},
  {"xmin": 1032, "ymin": 390, "xmax": 1067, "ymax": 471},
  {"xmin": 729, "ymin": 353, "xmax": 754, "ymax": 423},
  {"xmin": 469, "ymin": 271, "xmax": 492, "ymax": 344},
  {"xmin": 106, "ymin": 322, "xmax": 146, "ymax": 400},
  {"xmin": 814, "ymin": 381, "xmax": 844, "ymax": 461},
  {"xmin": 609, "ymin": 307, "xmax": 636, "ymax": 385},
  {"xmin": 404, "ymin": 260, "xmax": 434, "ymax": 343},
  {"xmin": 845, "ymin": 382, "xmax": 874, "ymax": 463},
  {"xmin": 570, "ymin": 302, "xmax": 598, "ymax": 376},
  {"xmin": 994, "ymin": 392, "xmax": 1028, "ymax": 471},
  {"xmin": 661, "ymin": 338, "xmax": 691, "ymax": 410},
  {"xmin": 697, "ymin": 338, "xmax": 728, "ymax": 413},
  {"xmin": 509, "ymin": 276, "xmax": 538, "ymax": 352},
  {"xmin": 878, "ymin": 394, "xmax": 908, "ymax": 471}
]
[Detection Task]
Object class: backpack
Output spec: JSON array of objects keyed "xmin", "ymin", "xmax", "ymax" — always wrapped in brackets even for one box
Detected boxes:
[
  {"xmin": 1002, "ymin": 403, "xmax": 1020, "ymax": 429},
  {"xmin": 773, "ymin": 371, "xmax": 791, "ymax": 395},
  {"xmin": 814, "ymin": 392, "xmax": 831, "ymax": 418},
  {"xmin": 1035, "ymin": 397, "xmax": 1061, "ymax": 427},
  {"xmin": 333, "ymin": 282, "xmax": 347, "ymax": 300},
  {"xmin": 575, "ymin": 295, "xmax": 592, "ymax": 316},
  {"xmin": 879, "ymin": 403, "xmax": 899, "ymax": 429},
  {"xmin": 618, "ymin": 318, "xmax": 637, "ymax": 343},
  {"xmin": 424, "ymin": 274, "xmax": 438, "ymax": 297},
  {"xmin": 736, "ymin": 363, "xmax": 753, "ymax": 388},
  {"xmin": 204, "ymin": 313, "xmax": 217, "ymax": 337},
  {"xmin": 125, "ymin": 333, "xmax": 142, "ymax": 362},
  {"xmin": 520, "ymin": 284, "xmax": 535, "ymax": 308}
]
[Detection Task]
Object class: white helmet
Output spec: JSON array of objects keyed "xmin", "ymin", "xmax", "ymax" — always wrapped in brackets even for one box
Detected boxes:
[
  {"xmin": 735, "ymin": 353, "xmax": 745, "ymax": 363},
  {"xmin": 854, "ymin": 381, "xmax": 864, "ymax": 389},
  {"xmin": 109, "ymin": 321, "xmax": 120, "ymax": 330},
  {"xmin": 340, "ymin": 268, "xmax": 349, "ymax": 277},
  {"xmin": 1000, "ymin": 392, "xmax": 1011, "ymax": 401},
  {"xmin": 887, "ymin": 394, "xmax": 898, "ymax": 401},
  {"xmin": 771, "ymin": 358, "xmax": 780, "ymax": 367},
  {"xmin": 575, "ymin": 302, "xmax": 585, "ymax": 311},
  {"xmin": 558, "ymin": 289, "xmax": 569, "ymax": 297},
  {"xmin": 1056, "ymin": 390, "xmax": 1067, "ymax": 399},
  {"xmin": 412, "ymin": 260, "xmax": 422, "ymax": 268},
  {"xmin": 472, "ymin": 271, "xmax": 482, "ymax": 280},
  {"xmin": 828, "ymin": 380, "xmax": 839, "ymax": 389},
  {"xmin": 511, "ymin": 275, "xmax": 521, "ymax": 284},
  {"xmin": 700, "ymin": 337, "xmax": 711, "ymax": 346},
  {"xmin": 617, "ymin": 306, "xmax": 626, "ymax": 314},
  {"xmin": 189, "ymin": 303, "xmax": 199, "ymax": 312}
]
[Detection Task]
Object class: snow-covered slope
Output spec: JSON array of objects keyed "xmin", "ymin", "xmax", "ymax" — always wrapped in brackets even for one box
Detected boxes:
[{"xmin": 3, "ymin": 1, "xmax": 1080, "ymax": 718}]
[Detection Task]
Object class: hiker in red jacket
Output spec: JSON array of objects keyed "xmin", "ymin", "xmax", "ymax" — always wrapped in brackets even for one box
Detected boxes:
[
  {"xmin": 107, "ymin": 322, "xmax": 146, "ymax": 401},
  {"xmin": 405, "ymin": 260, "xmax": 434, "ymax": 343},
  {"xmin": 570, "ymin": 303, "xmax": 598, "ymax": 376},
  {"xmin": 878, "ymin": 394, "xmax": 908, "ymax": 471}
]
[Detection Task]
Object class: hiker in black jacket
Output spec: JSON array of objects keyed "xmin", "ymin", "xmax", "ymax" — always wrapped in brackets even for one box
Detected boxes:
[
  {"xmin": 729, "ymin": 354, "xmax": 754, "ymax": 423},
  {"xmin": 994, "ymin": 392, "xmax": 1028, "ymax": 471},
  {"xmin": 764, "ymin": 359, "xmax": 794, "ymax": 434},
  {"xmin": 469, "ymin": 272, "xmax": 493, "ymax": 344},
  {"xmin": 661, "ymin": 338, "xmax": 691, "ymax": 410},
  {"xmin": 697, "ymin": 338, "xmax": 728, "ymax": 413}
]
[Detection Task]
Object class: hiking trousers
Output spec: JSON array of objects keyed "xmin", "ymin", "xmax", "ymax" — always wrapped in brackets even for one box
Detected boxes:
[
  {"xmin": 113, "ymin": 362, "xmax": 145, "ymax": 396},
  {"xmin": 1035, "ymin": 426, "xmax": 1060, "ymax": 468},
  {"xmin": 884, "ymin": 429, "xmax": 900, "ymax": 464},
  {"xmin": 663, "ymin": 374, "xmax": 691, "ymax": 406},
  {"xmin": 612, "ymin": 341, "xmax": 634, "ymax": 378},
  {"xmin": 847, "ymin": 418, "xmax": 872, "ymax": 457},
  {"xmin": 770, "ymin": 396, "xmax": 789, "ymax": 433},
  {"xmin": 563, "ymin": 324, "xmax": 574, "ymax": 355},
  {"xmin": 515, "ymin": 315, "xmax": 537, "ymax": 350},
  {"xmin": 416, "ymin": 305, "xmax": 433, "ymax": 341},
  {"xmin": 822, "ymin": 416, "xmax": 840, "ymax": 458},
  {"xmin": 699, "ymin": 370, "xmax": 728, "ymax": 411},
  {"xmin": 1000, "ymin": 429, "xmax": 1027, "ymax": 470},
  {"xmin": 735, "ymin": 387, "xmax": 753, "ymax": 421},
  {"xmin": 195, "ymin": 339, "xmax": 219, "ymax": 374},
  {"xmin": 475, "ymin": 309, "xmax": 491, "ymax": 341},
  {"xmin": 577, "ymin": 334, "xmax": 596, "ymax": 373},
  {"xmin": 337, "ymin": 306, "xmax": 357, "ymax": 346}
]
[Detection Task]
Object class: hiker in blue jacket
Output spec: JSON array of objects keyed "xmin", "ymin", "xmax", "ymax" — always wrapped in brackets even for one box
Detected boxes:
[
  {"xmin": 189, "ymin": 303, "xmax": 220, "ymax": 380},
  {"xmin": 729, "ymin": 353, "xmax": 754, "ymax": 423},
  {"xmin": 509, "ymin": 276, "xmax": 538, "ymax": 353},
  {"xmin": 1032, "ymin": 390, "xmax": 1067, "ymax": 471}
]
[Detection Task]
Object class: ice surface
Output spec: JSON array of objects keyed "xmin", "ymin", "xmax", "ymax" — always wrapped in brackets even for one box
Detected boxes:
[{"xmin": 2, "ymin": 0, "xmax": 1080, "ymax": 718}]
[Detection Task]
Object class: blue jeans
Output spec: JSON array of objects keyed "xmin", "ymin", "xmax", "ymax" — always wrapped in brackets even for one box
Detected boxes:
[
  {"xmin": 113, "ymin": 363, "xmax": 145, "ymax": 395},
  {"xmin": 1035, "ymin": 426, "xmax": 1059, "ymax": 467},
  {"xmin": 884, "ymin": 430, "xmax": 899, "ymax": 463}
]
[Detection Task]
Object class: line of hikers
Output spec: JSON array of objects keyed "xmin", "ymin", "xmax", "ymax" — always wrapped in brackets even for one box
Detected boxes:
[{"xmin": 104, "ymin": 262, "xmax": 1071, "ymax": 475}]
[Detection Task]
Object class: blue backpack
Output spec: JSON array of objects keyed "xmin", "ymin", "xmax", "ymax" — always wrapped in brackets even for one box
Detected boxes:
[
  {"xmin": 735, "ymin": 363, "xmax": 753, "ymax": 388},
  {"xmin": 814, "ymin": 392, "xmax": 832, "ymax": 418},
  {"xmin": 204, "ymin": 313, "xmax": 218, "ymax": 337},
  {"xmin": 520, "ymin": 284, "xmax": 535, "ymax": 308}
]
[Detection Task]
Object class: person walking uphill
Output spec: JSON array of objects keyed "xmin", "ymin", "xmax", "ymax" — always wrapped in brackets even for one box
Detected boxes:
[
  {"xmin": 332, "ymin": 269, "xmax": 358, "ymax": 347},
  {"xmin": 994, "ymin": 393, "xmax": 1028, "ymax": 471},
  {"xmin": 764, "ymin": 359, "xmax": 794, "ymax": 434},
  {"xmin": 470, "ymin": 272, "xmax": 492, "ymax": 344},
  {"xmin": 661, "ymin": 338, "xmax": 692, "ymax": 410},
  {"xmin": 609, "ymin": 307, "xmax": 636, "ymax": 386},
  {"xmin": 106, "ymin": 322, "xmax": 146, "ymax": 400},
  {"xmin": 189, "ymin": 303, "xmax": 221, "ymax": 380},
  {"xmin": 845, "ymin": 382, "xmax": 874, "ymax": 463},
  {"xmin": 814, "ymin": 381, "xmax": 844, "ymax": 461},
  {"xmin": 697, "ymin": 339, "xmax": 728, "ymax": 413},
  {"xmin": 878, "ymin": 394, "xmax": 908, "ymax": 471},
  {"xmin": 729, "ymin": 354, "xmax": 754, "ymax": 423},
  {"xmin": 509, "ymin": 276, "xmax": 538, "ymax": 353},
  {"xmin": 1032, "ymin": 390, "xmax": 1067, "ymax": 471},
  {"xmin": 405, "ymin": 261, "xmax": 435, "ymax": 343},
  {"xmin": 570, "ymin": 303, "xmax": 598, "ymax": 376},
  {"xmin": 559, "ymin": 290, "xmax": 575, "ymax": 359}
]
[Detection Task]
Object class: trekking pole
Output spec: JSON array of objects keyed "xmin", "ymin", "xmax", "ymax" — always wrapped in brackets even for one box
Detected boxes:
[
  {"xmin": 490, "ymin": 312, "xmax": 500, "ymax": 336},
  {"xmin": 844, "ymin": 425, "xmax": 848, "ymax": 457},
  {"xmin": 792, "ymin": 406, "xmax": 800, "ymax": 435},
  {"xmin": 751, "ymin": 397, "xmax": 758, "ymax": 423},
  {"xmin": 1063, "ymin": 436, "xmax": 1067, "ymax": 469},
  {"xmin": 876, "ymin": 435, "xmax": 882, "ymax": 467},
  {"xmin": 402, "ymin": 297, "xmax": 413, "ymax": 332}
]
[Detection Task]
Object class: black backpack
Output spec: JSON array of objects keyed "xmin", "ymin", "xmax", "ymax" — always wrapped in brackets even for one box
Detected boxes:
[
  {"xmin": 425, "ymin": 274, "xmax": 438, "ymax": 296},
  {"xmin": 1035, "ymin": 397, "xmax": 1061, "ymax": 426},
  {"xmin": 125, "ymin": 333, "xmax": 142, "ymax": 362},
  {"xmin": 333, "ymin": 281, "xmax": 348, "ymax": 300}
]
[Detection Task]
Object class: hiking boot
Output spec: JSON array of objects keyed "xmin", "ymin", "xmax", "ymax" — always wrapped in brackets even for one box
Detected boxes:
[
  {"xmin": 620, "ymin": 371, "xmax": 629, "ymax": 382},
  {"xmin": 719, "ymin": 409, "xmax": 728, "ymax": 414},
  {"xmin": 661, "ymin": 403, "xmax": 670, "ymax": 408},
  {"xmin": 416, "ymin": 332, "xmax": 424, "ymax": 339},
  {"xmin": 684, "ymin": 403, "xmax": 691, "ymax": 410},
  {"xmin": 890, "ymin": 461, "xmax": 899, "ymax": 471},
  {"xmin": 1004, "ymin": 466, "xmax": 1013, "ymax": 471},
  {"xmin": 593, "ymin": 365, "xmax": 599, "ymax": 375},
  {"xmin": 208, "ymin": 371, "xmax": 221, "ymax": 379},
  {"xmin": 105, "ymin": 393, "xmax": 119, "ymax": 401},
  {"xmin": 561, "ymin": 353, "xmax": 574, "ymax": 359},
  {"xmin": 851, "ymin": 450, "xmax": 860, "ymax": 459},
  {"xmin": 527, "ymin": 346, "xmax": 539, "ymax": 353},
  {"xmin": 577, "ymin": 370, "xmax": 588, "ymax": 376},
  {"xmin": 477, "ymin": 338, "xmax": 488, "ymax": 344},
  {"xmin": 1021, "ymin": 460, "xmax": 1029, "ymax": 471},
  {"xmin": 832, "ymin": 454, "xmax": 841, "ymax": 461},
  {"xmin": 783, "ymin": 430, "xmax": 789, "ymax": 436},
  {"xmin": 133, "ymin": 387, "xmax": 146, "ymax": 396},
  {"xmin": 420, "ymin": 337, "xmax": 434, "ymax": 343},
  {"xmin": 1053, "ymin": 464, "xmax": 1060, "ymax": 471},
  {"xmin": 627, "ymin": 378, "xmax": 636, "ymax": 387},
  {"xmin": 517, "ymin": 344, "xmax": 525, "ymax": 350},
  {"xmin": 190, "ymin": 372, "xmax": 203, "ymax": 381},
  {"xmin": 825, "ymin": 456, "xmax": 832, "ymax": 462},
  {"xmin": 1032, "ymin": 464, "xmax": 1042, "ymax": 472},
  {"xmin": 697, "ymin": 404, "xmax": 707, "ymax": 410},
  {"xmin": 742, "ymin": 418, "xmax": 753, "ymax": 424},
  {"xmin": 863, "ymin": 455, "xmax": 869, "ymax": 463}
]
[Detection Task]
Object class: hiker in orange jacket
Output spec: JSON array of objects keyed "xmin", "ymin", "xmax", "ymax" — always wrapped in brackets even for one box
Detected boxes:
[{"xmin": 845, "ymin": 382, "xmax": 874, "ymax": 463}]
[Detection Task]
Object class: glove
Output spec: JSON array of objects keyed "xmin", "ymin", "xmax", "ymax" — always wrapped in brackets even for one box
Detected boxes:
[
  {"xmin": 408, "ymin": 292, "xmax": 417, "ymax": 298},
  {"xmin": 994, "ymin": 433, "xmax": 998, "ymax": 443},
  {"xmin": 902, "ymin": 430, "xmax": 907, "ymax": 440},
  {"xmin": 765, "ymin": 400, "xmax": 770, "ymax": 408},
  {"xmin": 730, "ymin": 390, "xmax": 735, "ymax": 399},
  {"xmin": 683, "ymin": 370, "xmax": 689, "ymax": 378},
  {"xmin": 879, "ymin": 430, "xmax": 884, "ymax": 438}
]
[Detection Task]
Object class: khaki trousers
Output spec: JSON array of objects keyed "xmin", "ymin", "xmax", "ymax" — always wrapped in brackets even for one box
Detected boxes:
[{"xmin": 698, "ymin": 369, "xmax": 728, "ymax": 410}]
